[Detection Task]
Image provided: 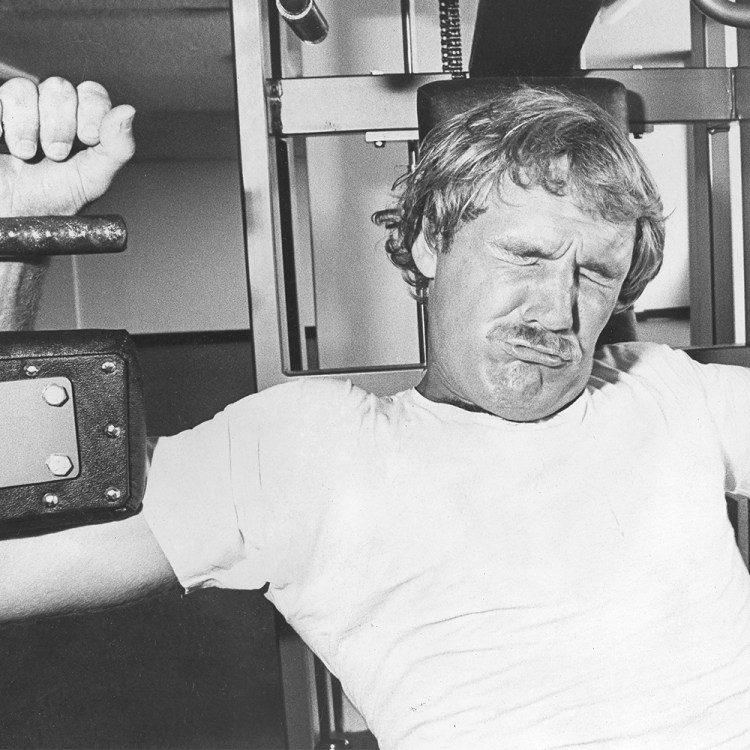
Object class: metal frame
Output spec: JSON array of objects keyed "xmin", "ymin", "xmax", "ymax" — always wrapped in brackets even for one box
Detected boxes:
[
  {"xmin": 689, "ymin": 8, "xmax": 736, "ymax": 345},
  {"xmin": 260, "ymin": 62, "xmax": 750, "ymax": 370}
]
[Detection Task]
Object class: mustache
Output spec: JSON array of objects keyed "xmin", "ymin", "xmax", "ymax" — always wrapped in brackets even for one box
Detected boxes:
[{"xmin": 488, "ymin": 323, "xmax": 582, "ymax": 363}]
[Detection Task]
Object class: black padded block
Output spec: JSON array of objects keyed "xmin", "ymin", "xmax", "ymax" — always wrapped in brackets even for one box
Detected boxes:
[
  {"xmin": 469, "ymin": 0, "xmax": 603, "ymax": 77},
  {"xmin": 417, "ymin": 76, "xmax": 629, "ymax": 141}
]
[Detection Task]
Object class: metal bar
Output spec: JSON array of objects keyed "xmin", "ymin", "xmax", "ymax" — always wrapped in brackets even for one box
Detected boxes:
[
  {"xmin": 232, "ymin": 0, "xmax": 287, "ymax": 393},
  {"xmin": 271, "ymin": 68, "xmax": 735, "ymax": 136},
  {"xmin": 0, "ymin": 216, "xmax": 126, "ymax": 256},
  {"xmin": 276, "ymin": 0, "xmax": 329, "ymax": 44},
  {"xmin": 692, "ymin": 0, "xmax": 750, "ymax": 30},
  {"xmin": 735, "ymin": 21, "xmax": 750, "ymax": 341},
  {"xmin": 688, "ymin": 125, "xmax": 715, "ymax": 345},
  {"xmin": 688, "ymin": 8, "xmax": 736, "ymax": 345},
  {"xmin": 707, "ymin": 124, "xmax": 736, "ymax": 342},
  {"xmin": 401, "ymin": 0, "xmax": 416, "ymax": 74},
  {"xmin": 275, "ymin": 139, "xmax": 304, "ymax": 370}
]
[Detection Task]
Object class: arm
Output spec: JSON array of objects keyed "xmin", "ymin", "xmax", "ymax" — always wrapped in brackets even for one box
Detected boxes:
[
  {"xmin": 0, "ymin": 513, "xmax": 179, "ymax": 623},
  {"xmin": 0, "ymin": 259, "xmax": 47, "ymax": 330},
  {"xmin": 0, "ymin": 77, "xmax": 180, "ymax": 621}
]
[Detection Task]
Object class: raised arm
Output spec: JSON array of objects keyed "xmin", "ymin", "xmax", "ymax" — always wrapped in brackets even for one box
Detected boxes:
[
  {"xmin": 0, "ymin": 77, "xmax": 179, "ymax": 621},
  {"xmin": 0, "ymin": 76, "xmax": 135, "ymax": 329}
]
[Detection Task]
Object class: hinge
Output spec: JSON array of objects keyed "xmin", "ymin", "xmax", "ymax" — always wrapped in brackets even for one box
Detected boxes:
[{"xmin": 267, "ymin": 79, "xmax": 283, "ymax": 136}]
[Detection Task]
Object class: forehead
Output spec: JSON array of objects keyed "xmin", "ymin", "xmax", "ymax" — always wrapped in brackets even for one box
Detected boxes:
[{"xmin": 470, "ymin": 180, "xmax": 636, "ymax": 258}]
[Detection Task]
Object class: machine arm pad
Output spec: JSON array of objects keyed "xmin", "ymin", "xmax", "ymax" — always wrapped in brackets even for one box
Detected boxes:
[{"xmin": 0, "ymin": 330, "xmax": 146, "ymax": 537}]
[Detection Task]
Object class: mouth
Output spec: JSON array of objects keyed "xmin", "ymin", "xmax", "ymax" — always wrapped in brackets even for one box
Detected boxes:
[{"xmin": 501, "ymin": 340, "xmax": 575, "ymax": 368}]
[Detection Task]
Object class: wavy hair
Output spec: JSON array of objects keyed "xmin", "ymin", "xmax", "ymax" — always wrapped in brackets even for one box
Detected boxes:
[{"xmin": 373, "ymin": 86, "xmax": 665, "ymax": 311}]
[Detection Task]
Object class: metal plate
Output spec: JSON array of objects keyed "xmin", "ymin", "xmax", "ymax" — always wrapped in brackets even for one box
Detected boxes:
[
  {"xmin": 0, "ymin": 376, "xmax": 79, "ymax": 489},
  {"xmin": 272, "ymin": 68, "xmax": 735, "ymax": 136}
]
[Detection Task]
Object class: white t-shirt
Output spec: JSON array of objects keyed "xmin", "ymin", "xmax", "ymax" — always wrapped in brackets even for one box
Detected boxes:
[{"xmin": 144, "ymin": 343, "xmax": 750, "ymax": 749}]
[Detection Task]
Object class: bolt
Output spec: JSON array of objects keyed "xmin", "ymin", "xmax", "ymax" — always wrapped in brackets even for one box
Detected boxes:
[
  {"xmin": 105, "ymin": 487, "xmax": 122, "ymax": 502},
  {"xmin": 46, "ymin": 454, "xmax": 74, "ymax": 477},
  {"xmin": 103, "ymin": 423, "xmax": 122, "ymax": 438},
  {"xmin": 101, "ymin": 361, "xmax": 117, "ymax": 374},
  {"xmin": 43, "ymin": 493, "xmax": 59, "ymax": 508},
  {"xmin": 42, "ymin": 383, "xmax": 69, "ymax": 407},
  {"xmin": 24, "ymin": 364, "xmax": 39, "ymax": 378}
]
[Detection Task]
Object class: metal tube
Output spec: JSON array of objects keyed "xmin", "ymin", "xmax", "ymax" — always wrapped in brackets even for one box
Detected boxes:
[
  {"xmin": 692, "ymin": 0, "xmax": 750, "ymax": 29},
  {"xmin": 276, "ymin": 0, "xmax": 328, "ymax": 44},
  {"xmin": 401, "ymin": 0, "xmax": 416, "ymax": 73},
  {"xmin": 0, "ymin": 216, "xmax": 126, "ymax": 256}
]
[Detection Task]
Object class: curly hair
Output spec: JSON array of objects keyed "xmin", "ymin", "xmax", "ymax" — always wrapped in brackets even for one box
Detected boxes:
[{"xmin": 373, "ymin": 86, "xmax": 665, "ymax": 312}]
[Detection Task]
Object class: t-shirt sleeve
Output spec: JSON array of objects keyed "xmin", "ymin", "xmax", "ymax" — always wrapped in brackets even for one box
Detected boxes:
[
  {"xmin": 683, "ymin": 353, "xmax": 750, "ymax": 494},
  {"xmin": 141, "ymin": 395, "xmax": 266, "ymax": 592},
  {"xmin": 140, "ymin": 377, "xmax": 362, "ymax": 593},
  {"xmin": 598, "ymin": 343, "xmax": 750, "ymax": 494}
]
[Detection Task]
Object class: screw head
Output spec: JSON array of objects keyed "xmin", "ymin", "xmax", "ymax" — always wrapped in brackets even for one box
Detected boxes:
[
  {"xmin": 101, "ymin": 361, "xmax": 117, "ymax": 374},
  {"xmin": 105, "ymin": 487, "xmax": 122, "ymax": 502},
  {"xmin": 24, "ymin": 364, "xmax": 39, "ymax": 378},
  {"xmin": 46, "ymin": 454, "xmax": 74, "ymax": 477},
  {"xmin": 42, "ymin": 383, "xmax": 69, "ymax": 407},
  {"xmin": 104, "ymin": 423, "xmax": 122, "ymax": 438},
  {"xmin": 43, "ymin": 493, "xmax": 59, "ymax": 508}
]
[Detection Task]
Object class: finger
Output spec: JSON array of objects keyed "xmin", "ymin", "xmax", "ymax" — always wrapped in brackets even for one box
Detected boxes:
[
  {"xmin": 38, "ymin": 77, "xmax": 77, "ymax": 161},
  {"xmin": 72, "ymin": 103, "xmax": 135, "ymax": 203},
  {"xmin": 0, "ymin": 77, "xmax": 39, "ymax": 160},
  {"xmin": 76, "ymin": 80, "xmax": 111, "ymax": 146},
  {"xmin": 95, "ymin": 104, "xmax": 136, "ymax": 166}
]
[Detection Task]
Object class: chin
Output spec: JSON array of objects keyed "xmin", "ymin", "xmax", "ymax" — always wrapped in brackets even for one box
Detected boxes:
[{"xmin": 481, "ymin": 360, "xmax": 587, "ymax": 421}]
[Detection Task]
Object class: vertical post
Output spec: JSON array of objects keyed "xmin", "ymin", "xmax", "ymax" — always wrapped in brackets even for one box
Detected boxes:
[
  {"xmin": 689, "ymin": 6, "xmax": 736, "ymax": 345},
  {"xmin": 736, "ymin": 12, "xmax": 750, "ymax": 342},
  {"xmin": 231, "ymin": 0, "xmax": 290, "ymax": 392},
  {"xmin": 401, "ymin": 0, "xmax": 428, "ymax": 363},
  {"xmin": 231, "ymin": 3, "xmax": 319, "ymax": 748}
]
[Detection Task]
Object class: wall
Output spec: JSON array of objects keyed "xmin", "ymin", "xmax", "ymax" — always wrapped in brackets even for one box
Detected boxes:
[
  {"xmin": 293, "ymin": 0, "xmax": 477, "ymax": 370},
  {"xmin": 36, "ymin": 158, "xmax": 249, "ymax": 334}
]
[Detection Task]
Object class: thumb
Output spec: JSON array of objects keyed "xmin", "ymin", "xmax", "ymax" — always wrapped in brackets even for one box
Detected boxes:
[
  {"xmin": 71, "ymin": 104, "xmax": 136, "ymax": 204},
  {"xmin": 96, "ymin": 104, "xmax": 136, "ymax": 166}
]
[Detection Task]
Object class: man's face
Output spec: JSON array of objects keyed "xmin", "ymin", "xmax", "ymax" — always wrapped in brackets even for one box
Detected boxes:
[{"xmin": 415, "ymin": 180, "xmax": 636, "ymax": 422}]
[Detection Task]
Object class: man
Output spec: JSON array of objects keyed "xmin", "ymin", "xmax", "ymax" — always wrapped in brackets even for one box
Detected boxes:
[{"xmin": 2, "ymin": 78, "xmax": 750, "ymax": 748}]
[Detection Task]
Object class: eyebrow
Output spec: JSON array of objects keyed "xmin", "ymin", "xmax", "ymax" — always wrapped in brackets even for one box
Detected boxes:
[{"xmin": 495, "ymin": 237, "xmax": 627, "ymax": 278}]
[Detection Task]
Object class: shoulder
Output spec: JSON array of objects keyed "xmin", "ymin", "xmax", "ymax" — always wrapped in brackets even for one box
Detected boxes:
[
  {"xmin": 223, "ymin": 376, "xmax": 384, "ymax": 432},
  {"xmin": 595, "ymin": 341, "xmax": 692, "ymax": 374},
  {"xmin": 592, "ymin": 342, "xmax": 705, "ymax": 396}
]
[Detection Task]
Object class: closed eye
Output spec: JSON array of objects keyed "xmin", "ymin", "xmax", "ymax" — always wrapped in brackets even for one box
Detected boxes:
[
  {"xmin": 579, "ymin": 266, "xmax": 619, "ymax": 286},
  {"xmin": 490, "ymin": 243, "xmax": 540, "ymax": 267}
]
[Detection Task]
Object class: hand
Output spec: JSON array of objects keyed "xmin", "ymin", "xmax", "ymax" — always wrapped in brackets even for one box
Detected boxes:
[{"xmin": 0, "ymin": 77, "xmax": 135, "ymax": 218}]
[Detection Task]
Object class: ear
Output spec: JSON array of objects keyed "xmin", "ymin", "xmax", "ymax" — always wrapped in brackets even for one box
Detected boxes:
[{"xmin": 411, "ymin": 232, "xmax": 437, "ymax": 279}]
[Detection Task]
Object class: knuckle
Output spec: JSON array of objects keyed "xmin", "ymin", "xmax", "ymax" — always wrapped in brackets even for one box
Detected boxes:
[
  {"xmin": 77, "ymin": 80, "xmax": 110, "ymax": 102},
  {"xmin": 39, "ymin": 76, "xmax": 72, "ymax": 92},
  {"xmin": 0, "ymin": 76, "xmax": 37, "ymax": 104}
]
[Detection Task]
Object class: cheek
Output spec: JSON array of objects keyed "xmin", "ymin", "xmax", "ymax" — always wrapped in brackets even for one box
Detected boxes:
[{"xmin": 579, "ymin": 283, "xmax": 621, "ymax": 320}]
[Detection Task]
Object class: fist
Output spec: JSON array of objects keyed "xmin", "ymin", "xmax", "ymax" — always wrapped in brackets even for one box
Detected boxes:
[{"xmin": 0, "ymin": 77, "xmax": 135, "ymax": 217}]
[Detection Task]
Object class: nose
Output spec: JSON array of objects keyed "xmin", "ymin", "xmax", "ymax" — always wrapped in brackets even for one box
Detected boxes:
[{"xmin": 521, "ymin": 265, "xmax": 577, "ymax": 333}]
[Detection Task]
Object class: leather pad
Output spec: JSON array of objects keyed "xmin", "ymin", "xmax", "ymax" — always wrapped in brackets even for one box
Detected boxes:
[{"xmin": 0, "ymin": 330, "xmax": 146, "ymax": 537}]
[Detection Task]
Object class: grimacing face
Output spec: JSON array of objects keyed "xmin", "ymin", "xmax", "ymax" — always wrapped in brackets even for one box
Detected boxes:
[{"xmin": 413, "ymin": 180, "xmax": 637, "ymax": 422}]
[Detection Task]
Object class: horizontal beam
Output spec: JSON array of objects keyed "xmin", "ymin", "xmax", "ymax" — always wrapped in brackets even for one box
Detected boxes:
[{"xmin": 271, "ymin": 68, "xmax": 738, "ymax": 136}]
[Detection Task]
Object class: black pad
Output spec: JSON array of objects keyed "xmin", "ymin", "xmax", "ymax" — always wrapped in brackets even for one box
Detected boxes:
[
  {"xmin": 417, "ymin": 76, "xmax": 629, "ymax": 140},
  {"xmin": 0, "ymin": 329, "xmax": 146, "ymax": 536},
  {"xmin": 416, "ymin": 76, "xmax": 637, "ymax": 345}
]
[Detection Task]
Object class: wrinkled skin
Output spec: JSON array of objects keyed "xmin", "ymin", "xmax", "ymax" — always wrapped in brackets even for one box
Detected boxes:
[
  {"xmin": 414, "ymin": 180, "xmax": 636, "ymax": 422},
  {"xmin": 0, "ymin": 76, "xmax": 135, "ymax": 217}
]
